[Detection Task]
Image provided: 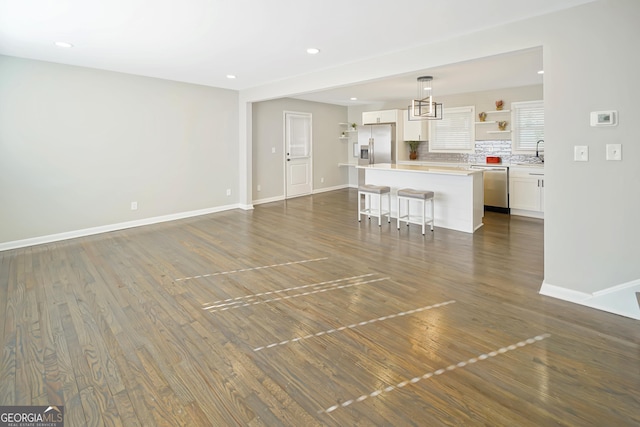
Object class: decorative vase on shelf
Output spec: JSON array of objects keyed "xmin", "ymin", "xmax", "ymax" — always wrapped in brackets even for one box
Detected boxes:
[
  {"xmin": 478, "ymin": 112, "xmax": 487, "ymax": 122},
  {"xmin": 495, "ymin": 100, "xmax": 504, "ymax": 110},
  {"xmin": 498, "ymin": 121, "xmax": 508, "ymax": 131}
]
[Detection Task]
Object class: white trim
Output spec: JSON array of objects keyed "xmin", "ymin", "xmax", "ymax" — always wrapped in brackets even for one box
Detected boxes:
[
  {"xmin": 313, "ymin": 184, "xmax": 349, "ymax": 194},
  {"xmin": 253, "ymin": 195, "xmax": 286, "ymax": 205},
  {"xmin": 539, "ymin": 281, "xmax": 591, "ymax": 302},
  {"xmin": 510, "ymin": 208, "xmax": 544, "ymax": 219},
  {"xmin": 592, "ymin": 279, "xmax": 640, "ymax": 297},
  {"xmin": 253, "ymin": 185, "xmax": 348, "ymax": 205},
  {"xmin": 540, "ymin": 279, "xmax": 640, "ymax": 320},
  {"xmin": 0, "ymin": 204, "xmax": 240, "ymax": 252}
]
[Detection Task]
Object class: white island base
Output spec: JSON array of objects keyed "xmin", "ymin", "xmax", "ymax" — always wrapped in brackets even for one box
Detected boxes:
[{"xmin": 358, "ymin": 164, "xmax": 484, "ymax": 233}]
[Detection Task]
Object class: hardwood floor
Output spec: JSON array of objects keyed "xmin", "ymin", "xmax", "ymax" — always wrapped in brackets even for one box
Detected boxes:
[{"xmin": 1, "ymin": 188, "xmax": 638, "ymax": 426}]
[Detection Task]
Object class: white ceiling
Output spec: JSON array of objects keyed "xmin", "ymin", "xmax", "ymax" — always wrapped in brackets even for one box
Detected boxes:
[
  {"xmin": 0, "ymin": 0, "xmax": 594, "ymax": 101},
  {"xmin": 293, "ymin": 47, "xmax": 544, "ymax": 106}
]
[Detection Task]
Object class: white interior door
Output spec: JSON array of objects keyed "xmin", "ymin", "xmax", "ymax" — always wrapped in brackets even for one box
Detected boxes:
[{"xmin": 285, "ymin": 112, "xmax": 312, "ymax": 198}]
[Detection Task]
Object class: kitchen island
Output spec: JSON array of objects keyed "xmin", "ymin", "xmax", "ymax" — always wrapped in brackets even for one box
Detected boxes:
[{"xmin": 357, "ymin": 163, "xmax": 484, "ymax": 233}]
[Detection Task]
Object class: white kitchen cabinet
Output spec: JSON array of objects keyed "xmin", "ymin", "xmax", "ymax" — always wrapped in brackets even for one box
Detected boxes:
[
  {"xmin": 362, "ymin": 109, "xmax": 399, "ymax": 125},
  {"xmin": 509, "ymin": 167, "xmax": 544, "ymax": 218},
  {"xmin": 402, "ymin": 110, "xmax": 428, "ymax": 141}
]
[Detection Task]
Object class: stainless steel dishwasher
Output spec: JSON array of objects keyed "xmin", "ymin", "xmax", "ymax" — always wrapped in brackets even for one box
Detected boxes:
[{"xmin": 470, "ymin": 165, "xmax": 509, "ymax": 213}]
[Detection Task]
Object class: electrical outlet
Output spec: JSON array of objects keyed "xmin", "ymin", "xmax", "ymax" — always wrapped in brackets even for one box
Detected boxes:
[
  {"xmin": 271, "ymin": 147, "xmax": 276, "ymax": 154},
  {"xmin": 606, "ymin": 143, "xmax": 622, "ymax": 160},
  {"xmin": 257, "ymin": 184, "xmax": 261, "ymax": 192},
  {"xmin": 320, "ymin": 177, "xmax": 324, "ymax": 183},
  {"xmin": 130, "ymin": 201, "xmax": 138, "ymax": 211},
  {"xmin": 226, "ymin": 189, "xmax": 231, "ymax": 196},
  {"xmin": 574, "ymin": 145, "xmax": 589, "ymax": 162}
]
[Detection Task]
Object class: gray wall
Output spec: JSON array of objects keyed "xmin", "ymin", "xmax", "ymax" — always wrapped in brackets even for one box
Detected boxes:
[
  {"xmin": 252, "ymin": 98, "xmax": 348, "ymax": 203},
  {"xmin": 543, "ymin": 0, "xmax": 640, "ymax": 293},
  {"xmin": 0, "ymin": 55, "xmax": 238, "ymax": 245}
]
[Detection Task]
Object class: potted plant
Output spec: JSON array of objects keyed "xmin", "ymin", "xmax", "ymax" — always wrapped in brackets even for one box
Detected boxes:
[
  {"xmin": 351, "ymin": 122, "xmax": 358, "ymax": 130},
  {"xmin": 406, "ymin": 140, "xmax": 421, "ymax": 160}
]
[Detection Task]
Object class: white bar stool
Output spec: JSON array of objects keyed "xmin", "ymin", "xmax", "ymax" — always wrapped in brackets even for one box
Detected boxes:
[
  {"xmin": 358, "ymin": 184, "xmax": 391, "ymax": 226},
  {"xmin": 397, "ymin": 188, "xmax": 435, "ymax": 234}
]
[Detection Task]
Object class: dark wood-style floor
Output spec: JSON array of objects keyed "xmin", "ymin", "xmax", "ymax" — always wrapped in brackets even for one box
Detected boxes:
[{"xmin": 1, "ymin": 188, "xmax": 638, "ymax": 426}]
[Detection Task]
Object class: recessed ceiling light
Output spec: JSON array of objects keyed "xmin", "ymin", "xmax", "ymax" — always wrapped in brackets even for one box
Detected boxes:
[
  {"xmin": 538, "ymin": 70, "xmax": 544, "ymax": 74},
  {"xmin": 306, "ymin": 48, "xmax": 320, "ymax": 55},
  {"xmin": 350, "ymin": 97, "xmax": 358, "ymax": 101},
  {"xmin": 226, "ymin": 74, "xmax": 237, "ymax": 79},
  {"xmin": 54, "ymin": 41, "xmax": 73, "ymax": 48}
]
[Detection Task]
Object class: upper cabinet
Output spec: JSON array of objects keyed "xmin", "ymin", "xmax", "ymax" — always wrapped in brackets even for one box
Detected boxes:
[
  {"xmin": 402, "ymin": 110, "xmax": 428, "ymax": 141},
  {"xmin": 362, "ymin": 109, "xmax": 400, "ymax": 125}
]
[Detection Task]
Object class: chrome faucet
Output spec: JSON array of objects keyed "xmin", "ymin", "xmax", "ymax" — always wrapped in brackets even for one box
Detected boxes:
[{"xmin": 536, "ymin": 140, "xmax": 544, "ymax": 163}]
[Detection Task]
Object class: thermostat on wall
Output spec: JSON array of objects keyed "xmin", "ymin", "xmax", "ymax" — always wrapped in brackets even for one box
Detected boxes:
[{"xmin": 590, "ymin": 110, "xmax": 617, "ymax": 126}]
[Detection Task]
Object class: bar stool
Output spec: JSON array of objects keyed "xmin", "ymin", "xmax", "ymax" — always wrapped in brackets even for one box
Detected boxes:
[
  {"xmin": 358, "ymin": 184, "xmax": 391, "ymax": 226},
  {"xmin": 397, "ymin": 188, "xmax": 435, "ymax": 234}
]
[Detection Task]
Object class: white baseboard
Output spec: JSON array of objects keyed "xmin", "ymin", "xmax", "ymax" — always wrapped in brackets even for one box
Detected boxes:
[
  {"xmin": 253, "ymin": 185, "xmax": 349, "ymax": 206},
  {"xmin": 253, "ymin": 195, "xmax": 285, "ymax": 205},
  {"xmin": 313, "ymin": 184, "xmax": 349, "ymax": 194},
  {"xmin": 540, "ymin": 279, "xmax": 640, "ymax": 320},
  {"xmin": 510, "ymin": 208, "xmax": 544, "ymax": 219},
  {"xmin": 0, "ymin": 203, "xmax": 241, "ymax": 252}
]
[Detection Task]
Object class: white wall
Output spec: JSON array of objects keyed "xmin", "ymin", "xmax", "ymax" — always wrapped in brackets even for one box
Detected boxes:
[
  {"xmin": 252, "ymin": 98, "xmax": 348, "ymax": 203},
  {"xmin": 239, "ymin": 0, "xmax": 640, "ymax": 317},
  {"xmin": 0, "ymin": 56, "xmax": 239, "ymax": 247}
]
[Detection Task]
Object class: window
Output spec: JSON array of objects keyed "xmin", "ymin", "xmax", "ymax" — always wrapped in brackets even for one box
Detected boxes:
[
  {"xmin": 429, "ymin": 106, "xmax": 475, "ymax": 153},
  {"xmin": 511, "ymin": 100, "xmax": 544, "ymax": 153}
]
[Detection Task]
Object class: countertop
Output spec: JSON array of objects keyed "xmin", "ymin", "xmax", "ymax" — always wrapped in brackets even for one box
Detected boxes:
[
  {"xmin": 356, "ymin": 163, "xmax": 482, "ymax": 176},
  {"xmin": 396, "ymin": 160, "xmax": 544, "ymax": 170}
]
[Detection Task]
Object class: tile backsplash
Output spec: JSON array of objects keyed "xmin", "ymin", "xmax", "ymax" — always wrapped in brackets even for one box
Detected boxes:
[{"xmin": 414, "ymin": 139, "xmax": 542, "ymax": 164}]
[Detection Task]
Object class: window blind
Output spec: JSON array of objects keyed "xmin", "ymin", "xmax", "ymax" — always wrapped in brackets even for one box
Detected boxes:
[
  {"xmin": 429, "ymin": 106, "xmax": 475, "ymax": 152},
  {"xmin": 512, "ymin": 100, "xmax": 544, "ymax": 152}
]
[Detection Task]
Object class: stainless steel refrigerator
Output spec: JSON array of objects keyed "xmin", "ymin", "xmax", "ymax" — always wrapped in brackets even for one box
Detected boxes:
[{"xmin": 357, "ymin": 124, "xmax": 395, "ymax": 165}]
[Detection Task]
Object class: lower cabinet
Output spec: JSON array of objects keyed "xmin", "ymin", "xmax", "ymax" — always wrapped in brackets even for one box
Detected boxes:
[{"xmin": 509, "ymin": 168, "xmax": 544, "ymax": 218}]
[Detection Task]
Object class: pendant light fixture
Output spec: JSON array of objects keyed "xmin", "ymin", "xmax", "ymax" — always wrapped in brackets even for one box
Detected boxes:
[{"xmin": 408, "ymin": 76, "xmax": 442, "ymax": 121}]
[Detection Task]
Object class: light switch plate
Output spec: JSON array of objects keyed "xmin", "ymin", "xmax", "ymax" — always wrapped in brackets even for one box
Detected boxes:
[
  {"xmin": 606, "ymin": 144, "xmax": 622, "ymax": 160},
  {"xmin": 574, "ymin": 145, "xmax": 589, "ymax": 161}
]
